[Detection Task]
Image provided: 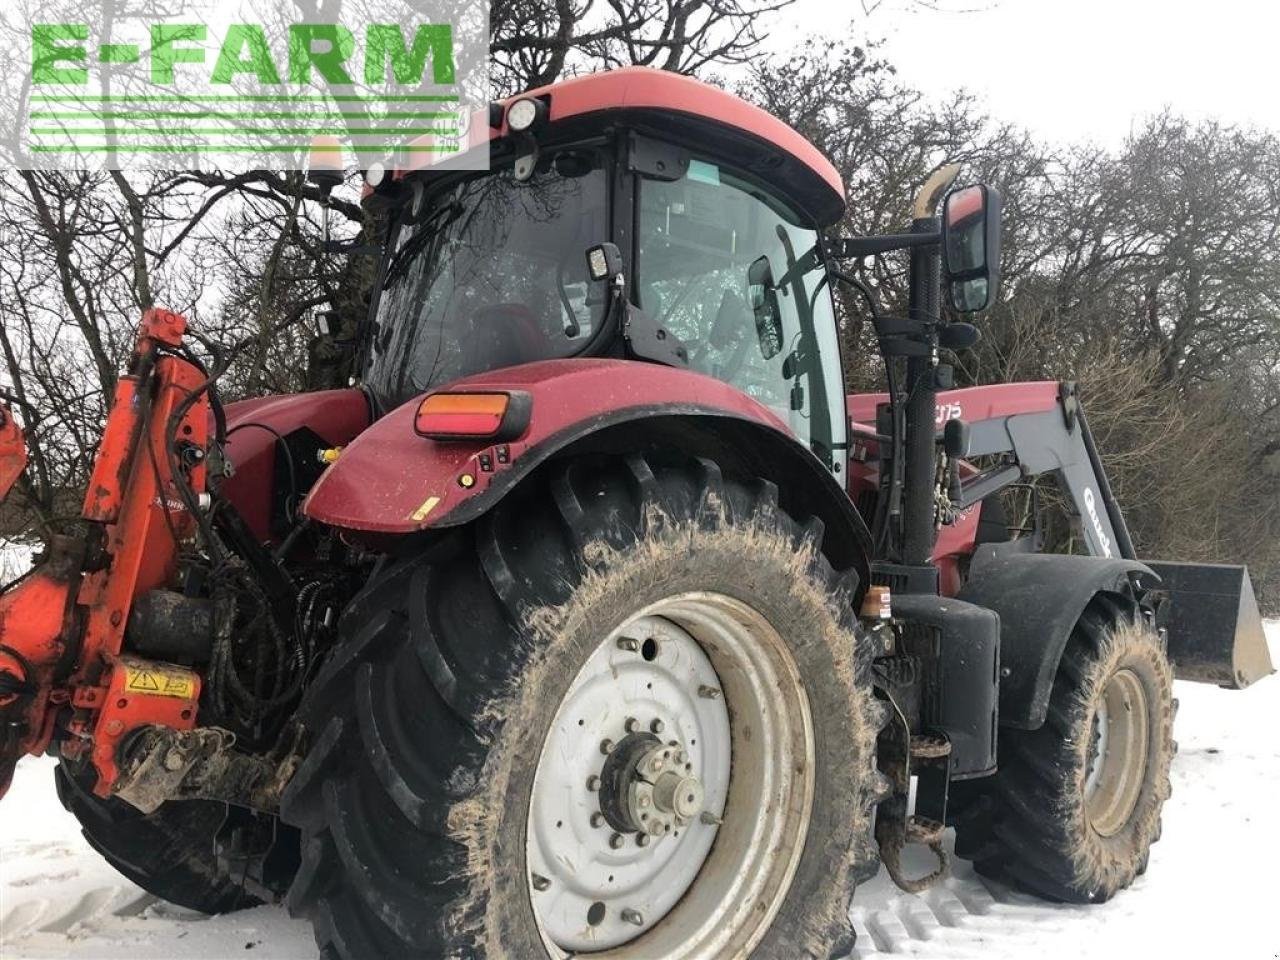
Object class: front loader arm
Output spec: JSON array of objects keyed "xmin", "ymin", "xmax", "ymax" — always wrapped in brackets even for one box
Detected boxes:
[
  {"xmin": 931, "ymin": 381, "xmax": 1271, "ymax": 693},
  {"xmin": 0, "ymin": 309, "xmax": 208, "ymax": 797},
  {"xmin": 849, "ymin": 380, "xmax": 1135, "ymax": 561}
]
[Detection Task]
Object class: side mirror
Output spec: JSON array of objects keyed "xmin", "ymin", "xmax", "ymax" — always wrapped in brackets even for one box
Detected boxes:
[
  {"xmin": 942, "ymin": 184, "xmax": 1002, "ymax": 313},
  {"xmin": 747, "ymin": 256, "xmax": 784, "ymax": 360}
]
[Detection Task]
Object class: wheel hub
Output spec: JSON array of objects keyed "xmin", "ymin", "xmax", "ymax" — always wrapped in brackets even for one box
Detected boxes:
[
  {"xmin": 624, "ymin": 739, "xmax": 705, "ymax": 837},
  {"xmin": 526, "ymin": 614, "xmax": 731, "ymax": 953},
  {"xmin": 527, "ymin": 595, "xmax": 815, "ymax": 958}
]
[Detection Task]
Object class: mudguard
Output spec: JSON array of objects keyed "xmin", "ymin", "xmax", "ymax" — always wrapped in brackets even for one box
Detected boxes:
[
  {"xmin": 959, "ymin": 546, "xmax": 1156, "ymax": 729},
  {"xmin": 304, "ymin": 359, "xmax": 873, "ymax": 578}
]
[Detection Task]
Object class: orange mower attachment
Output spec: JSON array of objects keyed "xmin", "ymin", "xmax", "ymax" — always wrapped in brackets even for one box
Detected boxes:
[{"xmin": 0, "ymin": 309, "xmax": 207, "ymax": 799}]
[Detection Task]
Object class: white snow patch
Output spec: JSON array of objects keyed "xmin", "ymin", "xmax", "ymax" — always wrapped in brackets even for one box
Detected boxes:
[
  {"xmin": 1, "ymin": 538, "xmax": 38, "ymax": 584},
  {"xmin": 1, "ymin": 623, "xmax": 1276, "ymax": 959}
]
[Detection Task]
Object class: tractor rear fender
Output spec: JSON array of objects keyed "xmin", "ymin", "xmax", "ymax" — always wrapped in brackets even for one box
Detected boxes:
[
  {"xmin": 959, "ymin": 546, "xmax": 1157, "ymax": 730},
  {"xmin": 304, "ymin": 359, "xmax": 872, "ymax": 583}
]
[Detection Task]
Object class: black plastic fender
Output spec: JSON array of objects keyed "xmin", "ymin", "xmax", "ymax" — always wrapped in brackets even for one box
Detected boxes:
[
  {"xmin": 891, "ymin": 594, "xmax": 1001, "ymax": 779},
  {"xmin": 958, "ymin": 545, "xmax": 1156, "ymax": 730}
]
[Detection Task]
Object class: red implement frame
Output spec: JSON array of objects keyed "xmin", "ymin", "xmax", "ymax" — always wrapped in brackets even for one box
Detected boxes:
[
  {"xmin": 0, "ymin": 404, "xmax": 27, "ymax": 503},
  {"xmin": 0, "ymin": 310, "xmax": 205, "ymax": 798}
]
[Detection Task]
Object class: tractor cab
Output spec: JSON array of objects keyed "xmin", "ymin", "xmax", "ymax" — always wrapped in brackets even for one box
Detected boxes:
[{"xmin": 356, "ymin": 68, "xmax": 849, "ymax": 468}]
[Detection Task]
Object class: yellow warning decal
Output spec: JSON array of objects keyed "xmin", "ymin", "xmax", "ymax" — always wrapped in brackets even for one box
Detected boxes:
[
  {"xmin": 123, "ymin": 663, "xmax": 197, "ymax": 699},
  {"xmin": 410, "ymin": 495, "xmax": 441, "ymax": 523}
]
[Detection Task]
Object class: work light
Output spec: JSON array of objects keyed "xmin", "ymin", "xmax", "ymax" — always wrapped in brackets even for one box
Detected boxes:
[
  {"xmin": 586, "ymin": 242, "xmax": 622, "ymax": 282},
  {"xmin": 507, "ymin": 97, "xmax": 545, "ymax": 132}
]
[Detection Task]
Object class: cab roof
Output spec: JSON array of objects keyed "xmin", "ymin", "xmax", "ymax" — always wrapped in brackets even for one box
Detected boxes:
[{"xmin": 400, "ymin": 67, "xmax": 848, "ymax": 226}]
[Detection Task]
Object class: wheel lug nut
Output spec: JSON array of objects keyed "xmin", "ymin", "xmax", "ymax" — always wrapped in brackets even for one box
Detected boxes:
[
  {"xmin": 624, "ymin": 717, "xmax": 639, "ymax": 733},
  {"xmin": 609, "ymin": 832, "xmax": 625, "ymax": 849},
  {"xmin": 617, "ymin": 636, "xmax": 640, "ymax": 652},
  {"xmin": 697, "ymin": 685, "xmax": 721, "ymax": 699},
  {"xmin": 531, "ymin": 873, "xmax": 551, "ymax": 891},
  {"xmin": 590, "ymin": 812, "xmax": 606, "ymax": 828},
  {"xmin": 600, "ymin": 738, "xmax": 615, "ymax": 754},
  {"xmin": 650, "ymin": 718, "xmax": 664, "ymax": 734},
  {"xmin": 621, "ymin": 908, "xmax": 644, "ymax": 926},
  {"xmin": 587, "ymin": 775, "xmax": 600, "ymax": 791},
  {"xmin": 636, "ymin": 833, "xmax": 651, "ymax": 847}
]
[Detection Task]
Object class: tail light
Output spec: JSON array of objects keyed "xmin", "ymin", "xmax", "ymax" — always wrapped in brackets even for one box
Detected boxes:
[{"xmin": 413, "ymin": 391, "xmax": 532, "ymax": 442}]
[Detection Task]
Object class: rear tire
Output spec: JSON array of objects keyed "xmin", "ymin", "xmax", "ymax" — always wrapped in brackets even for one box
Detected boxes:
[
  {"xmin": 950, "ymin": 595, "xmax": 1174, "ymax": 902},
  {"xmin": 280, "ymin": 453, "xmax": 885, "ymax": 958},
  {"xmin": 54, "ymin": 761, "xmax": 262, "ymax": 913}
]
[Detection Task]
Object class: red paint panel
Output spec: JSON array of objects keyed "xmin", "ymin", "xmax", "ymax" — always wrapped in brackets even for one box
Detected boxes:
[
  {"xmin": 847, "ymin": 381, "xmax": 1062, "ymax": 428},
  {"xmin": 220, "ymin": 390, "xmax": 371, "ymax": 542},
  {"xmin": 304, "ymin": 359, "xmax": 791, "ymax": 535},
  {"xmin": 0, "ymin": 404, "xmax": 27, "ymax": 504},
  {"xmin": 82, "ymin": 378, "xmax": 143, "ymax": 523},
  {"xmin": 845, "ymin": 385, "xmax": 1065, "ymax": 598},
  {"xmin": 398, "ymin": 67, "xmax": 844, "ymax": 212},
  {"xmin": 74, "ymin": 357, "xmax": 209, "ymax": 689}
]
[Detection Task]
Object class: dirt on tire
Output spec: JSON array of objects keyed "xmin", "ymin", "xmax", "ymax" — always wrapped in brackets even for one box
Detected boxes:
[
  {"xmin": 950, "ymin": 595, "xmax": 1174, "ymax": 903},
  {"xmin": 280, "ymin": 452, "xmax": 887, "ymax": 958}
]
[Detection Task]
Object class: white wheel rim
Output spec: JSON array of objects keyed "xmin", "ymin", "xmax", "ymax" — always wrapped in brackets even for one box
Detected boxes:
[
  {"xmin": 527, "ymin": 591, "xmax": 815, "ymax": 958},
  {"xmin": 1084, "ymin": 668, "xmax": 1150, "ymax": 837}
]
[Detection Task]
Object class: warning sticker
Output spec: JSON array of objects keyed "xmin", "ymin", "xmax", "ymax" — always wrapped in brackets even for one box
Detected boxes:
[{"xmin": 123, "ymin": 663, "xmax": 196, "ymax": 700}]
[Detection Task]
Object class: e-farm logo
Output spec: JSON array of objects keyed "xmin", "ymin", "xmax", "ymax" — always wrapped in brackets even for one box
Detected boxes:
[
  {"xmin": 2, "ymin": 1, "xmax": 490, "ymax": 171},
  {"xmin": 31, "ymin": 23, "xmax": 457, "ymax": 88}
]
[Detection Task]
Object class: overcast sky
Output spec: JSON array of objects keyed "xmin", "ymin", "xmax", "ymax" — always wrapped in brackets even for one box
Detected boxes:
[{"xmin": 775, "ymin": 0, "xmax": 1278, "ymax": 146}]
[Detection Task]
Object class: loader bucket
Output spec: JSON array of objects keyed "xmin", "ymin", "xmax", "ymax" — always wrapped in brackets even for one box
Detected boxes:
[{"xmin": 1144, "ymin": 561, "xmax": 1275, "ymax": 689}]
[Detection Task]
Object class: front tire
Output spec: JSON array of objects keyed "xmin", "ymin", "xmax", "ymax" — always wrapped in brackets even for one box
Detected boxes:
[
  {"xmin": 951, "ymin": 595, "xmax": 1174, "ymax": 902},
  {"xmin": 281, "ymin": 453, "xmax": 884, "ymax": 958}
]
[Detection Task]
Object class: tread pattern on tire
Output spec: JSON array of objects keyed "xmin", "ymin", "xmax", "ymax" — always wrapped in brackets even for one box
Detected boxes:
[
  {"xmin": 54, "ymin": 761, "xmax": 262, "ymax": 914},
  {"xmin": 280, "ymin": 452, "xmax": 886, "ymax": 959},
  {"xmin": 950, "ymin": 593, "xmax": 1175, "ymax": 903}
]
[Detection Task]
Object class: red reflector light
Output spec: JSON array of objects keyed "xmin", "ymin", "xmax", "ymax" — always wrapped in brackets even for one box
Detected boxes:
[{"xmin": 414, "ymin": 391, "xmax": 531, "ymax": 441}]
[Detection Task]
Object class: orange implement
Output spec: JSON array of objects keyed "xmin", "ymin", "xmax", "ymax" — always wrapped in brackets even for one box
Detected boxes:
[
  {"xmin": 0, "ymin": 403, "xmax": 27, "ymax": 504},
  {"xmin": 0, "ymin": 310, "xmax": 207, "ymax": 800}
]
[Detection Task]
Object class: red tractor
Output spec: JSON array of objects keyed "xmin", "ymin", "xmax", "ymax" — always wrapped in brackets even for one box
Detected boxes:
[{"xmin": 0, "ymin": 68, "xmax": 1272, "ymax": 958}]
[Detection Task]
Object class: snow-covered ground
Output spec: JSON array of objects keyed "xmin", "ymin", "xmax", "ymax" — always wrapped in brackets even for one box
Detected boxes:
[{"xmin": 2, "ymin": 623, "xmax": 1277, "ymax": 959}]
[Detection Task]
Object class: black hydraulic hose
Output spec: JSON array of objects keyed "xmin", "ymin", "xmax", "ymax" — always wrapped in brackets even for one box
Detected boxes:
[
  {"xmin": 830, "ymin": 269, "xmax": 901, "ymax": 555},
  {"xmin": 901, "ymin": 216, "xmax": 942, "ymax": 566}
]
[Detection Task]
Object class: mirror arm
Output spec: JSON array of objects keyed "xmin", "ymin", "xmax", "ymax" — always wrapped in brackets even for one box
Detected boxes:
[{"xmin": 824, "ymin": 232, "xmax": 940, "ymax": 260}]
